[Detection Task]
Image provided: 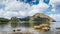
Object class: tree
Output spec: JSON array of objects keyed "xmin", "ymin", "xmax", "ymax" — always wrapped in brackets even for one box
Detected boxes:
[
  {"xmin": 10, "ymin": 17, "xmax": 19, "ymax": 23},
  {"xmin": 10, "ymin": 17, "xmax": 19, "ymax": 28}
]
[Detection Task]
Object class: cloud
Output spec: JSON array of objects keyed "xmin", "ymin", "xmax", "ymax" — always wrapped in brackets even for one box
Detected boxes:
[
  {"xmin": 0, "ymin": 11, "xmax": 18, "ymax": 18},
  {"xmin": 28, "ymin": 0, "xmax": 49, "ymax": 16},
  {"xmin": 0, "ymin": 0, "xmax": 60, "ymax": 21},
  {"xmin": 49, "ymin": 14, "xmax": 60, "ymax": 21},
  {"xmin": 0, "ymin": 0, "xmax": 50, "ymax": 18},
  {"xmin": 50, "ymin": 0, "xmax": 60, "ymax": 5},
  {"xmin": 0, "ymin": 0, "xmax": 60, "ymax": 22}
]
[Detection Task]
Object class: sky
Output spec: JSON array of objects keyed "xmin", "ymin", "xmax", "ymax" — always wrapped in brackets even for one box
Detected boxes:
[{"xmin": 0, "ymin": 0, "xmax": 60, "ymax": 21}]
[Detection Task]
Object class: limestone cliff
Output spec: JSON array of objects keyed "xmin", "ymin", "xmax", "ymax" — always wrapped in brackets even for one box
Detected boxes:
[{"xmin": 29, "ymin": 13, "xmax": 56, "ymax": 26}]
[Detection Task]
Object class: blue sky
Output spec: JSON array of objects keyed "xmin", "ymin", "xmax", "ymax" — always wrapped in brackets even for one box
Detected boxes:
[{"xmin": 0, "ymin": 0, "xmax": 60, "ymax": 21}]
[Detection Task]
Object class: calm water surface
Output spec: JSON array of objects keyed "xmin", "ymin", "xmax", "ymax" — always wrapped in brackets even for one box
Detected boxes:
[{"xmin": 0, "ymin": 22, "xmax": 60, "ymax": 34}]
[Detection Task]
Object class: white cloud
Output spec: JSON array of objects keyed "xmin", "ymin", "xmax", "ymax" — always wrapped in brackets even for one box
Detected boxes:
[
  {"xmin": 19, "ymin": 11, "xmax": 27, "ymax": 16},
  {"xmin": 28, "ymin": 0, "xmax": 49, "ymax": 16},
  {"xmin": 0, "ymin": 10, "xmax": 18, "ymax": 18},
  {"xmin": 0, "ymin": 0, "xmax": 50, "ymax": 18},
  {"xmin": 49, "ymin": 0, "xmax": 60, "ymax": 13},
  {"xmin": 50, "ymin": 0, "xmax": 60, "ymax": 4},
  {"xmin": 49, "ymin": 14, "xmax": 60, "ymax": 21},
  {"xmin": 50, "ymin": 0, "xmax": 60, "ymax": 8},
  {"xmin": 2, "ymin": 0, "xmax": 59, "ymax": 20},
  {"xmin": 0, "ymin": 0, "xmax": 60, "ymax": 21},
  {"xmin": 51, "ymin": 8, "xmax": 55, "ymax": 12}
]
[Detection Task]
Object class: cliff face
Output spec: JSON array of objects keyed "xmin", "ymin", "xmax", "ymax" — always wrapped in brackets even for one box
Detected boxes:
[
  {"xmin": 33, "ymin": 13, "xmax": 56, "ymax": 22},
  {"xmin": 29, "ymin": 13, "xmax": 56, "ymax": 25},
  {"xmin": 19, "ymin": 13, "xmax": 56, "ymax": 25}
]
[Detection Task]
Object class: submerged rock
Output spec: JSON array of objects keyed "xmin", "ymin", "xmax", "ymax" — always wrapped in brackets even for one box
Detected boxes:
[
  {"xmin": 33, "ymin": 24, "xmax": 50, "ymax": 31},
  {"xmin": 34, "ymin": 26, "xmax": 41, "ymax": 29},
  {"xmin": 56, "ymin": 27, "xmax": 60, "ymax": 29}
]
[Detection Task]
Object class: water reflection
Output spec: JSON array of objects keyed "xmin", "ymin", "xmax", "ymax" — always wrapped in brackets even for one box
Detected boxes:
[
  {"xmin": 0, "ymin": 22, "xmax": 11, "ymax": 31},
  {"xmin": 0, "ymin": 22, "xmax": 60, "ymax": 34},
  {"xmin": 11, "ymin": 23, "xmax": 18, "ymax": 28},
  {"xmin": 0, "ymin": 22, "xmax": 9, "ymax": 29},
  {"xmin": 19, "ymin": 21, "xmax": 30, "ymax": 27},
  {"xmin": 0, "ymin": 21, "xmax": 55, "ymax": 31}
]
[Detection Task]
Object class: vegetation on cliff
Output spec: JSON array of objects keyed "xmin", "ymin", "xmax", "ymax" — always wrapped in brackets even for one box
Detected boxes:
[
  {"xmin": 0, "ymin": 13, "xmax": 56, "ymax": 25},
  {"xmin": 0, "ymin": 18, "xmax": 10, "ymax": 24},
  {"xmin": 10, "ymin": 17, "xmax": 20, "ymax": 23}
]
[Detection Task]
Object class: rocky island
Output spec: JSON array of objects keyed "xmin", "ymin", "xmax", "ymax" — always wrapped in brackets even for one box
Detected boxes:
[
  {"xmin": 18, "ymin": 13, "xmax": 56, "ymax": 31},
  {"xmin": 0, "ymin": 13, "xmax": 56, "ymax": 31}
]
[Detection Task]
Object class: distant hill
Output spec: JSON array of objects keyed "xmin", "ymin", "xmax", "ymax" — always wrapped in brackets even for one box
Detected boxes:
[
  {"xmin": 0, "ymin": 18, "xmax": 10, "ymax": 23},
  {"xmin": 18, "ymin": 13, "xmax": 56, "ymax": 25}
]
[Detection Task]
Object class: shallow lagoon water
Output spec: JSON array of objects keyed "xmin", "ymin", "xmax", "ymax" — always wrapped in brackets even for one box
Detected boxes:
[{"xmin": 0, "ymin": 22, "xmax": 60, "ymax": 34}]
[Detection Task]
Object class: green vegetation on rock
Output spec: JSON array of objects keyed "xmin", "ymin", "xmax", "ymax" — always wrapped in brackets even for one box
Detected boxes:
[
  {"xmin": 0, "ymin": 18, "xmax": 10, "ymax": 24},
  {"xmin": 10, "ymin": 17, "xmax": 20, "ymax": 23},
  {"xmin": 0, "ymin": 13, "xmax": 56, "ymax": 27}
]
